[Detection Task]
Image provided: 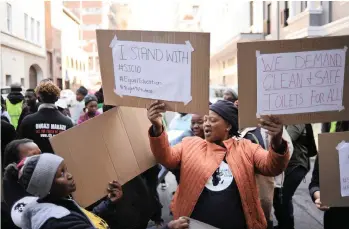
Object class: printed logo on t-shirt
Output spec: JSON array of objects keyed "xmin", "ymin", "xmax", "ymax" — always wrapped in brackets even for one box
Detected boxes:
[
  {"xmin": 35, "ymin": 123, "xmax": 67, "ymax": 138},
  {"xmin": 205, "ymin": 161, "xmax": 233, "ymax": 192}
]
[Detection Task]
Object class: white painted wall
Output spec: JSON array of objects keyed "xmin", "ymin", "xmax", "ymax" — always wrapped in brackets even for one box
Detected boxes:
[
  {"xmin": 0, "ymin": 0, "xmax": 46, "ymax": 53},
  {"xmin": 0, "ymin": 0, "xmax": 46, "ymax": 88}
]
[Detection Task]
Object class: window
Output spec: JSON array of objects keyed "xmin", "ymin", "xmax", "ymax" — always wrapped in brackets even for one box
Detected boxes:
[
  {"xmin": 281, "ymin": 1, "xmax": 289, "ymax": 27},
  {"xmin": 250, "ymin": 1, "xmax": 254, "ymax": 26},
  {"xmin": 6, "ymin": 75, "xmax": 12, "ymax": 85},
  {"xmin": 192, "ymin": 5, "xmax": 199, "ymax": 15},
  {"xmin": 48, "ymin": 52, "xmax": 53, "ymax": 75},
  {"xmin": 36, "ymin": 21, "xmax": 40, "ymax": 43},
  {"xmin": 267, "ymin": 3, "xmax": 271, "ymax": 35},
  {"xmin": 329, "ymin": 1, "xmax": 332, "ymax": 22},
  {"xmin": 222, "ymin": 76, "xmax": 226, "ymax": 86},
  {"xmin": 301, "ymin": 1, "xmax": 307, "ymax": 12},
  {"xmin": 80, "ymin": 24, "xmax": 101, "ymax": 30},
  {"xmin": 21, "ymin": 78, "xmax": 25, "ymax": 86},
  {"xmin": 263, "ymin": 2, "xmax": 266, "ymax": 20},
  {"xmin": 222, "ymin": 61, "xmax": 226, "ymax": 69},
  {"xmin": 24, "ymin": 14, "xmax": 29, "ymax": 38},
  {"xmin": 83, "ymin": 8, "xmax": 102, "ymax": 14},
  {"xmin": 88, "ymin": 57, "xmax": 93, "ymax": 70},
  {"xmin": 6, "ymin": 3, "xmax": 12, "ymax": 32},
  {"xmin": 31, "ymin": 18, "xmax": 35, "ymax": 41}
]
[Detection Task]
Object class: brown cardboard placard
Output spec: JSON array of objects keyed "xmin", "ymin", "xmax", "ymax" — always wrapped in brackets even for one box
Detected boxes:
[
  {"xmin": 96, "ymin": 29, "xmax": 210, "ymax": 116},
  {"xmin": 238, "ymin": 35, "xmax": 349, "ymax": 128},
  {"xmin": 318, "ymin": 131, "xmax": 349, "ymax": 207},
  {"xmin": 49, "ymin": 107, "xmax": 156, "ymax": 207}
]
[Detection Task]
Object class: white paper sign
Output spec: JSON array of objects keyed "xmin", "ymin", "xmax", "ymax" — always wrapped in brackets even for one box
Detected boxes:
[
  {"xmin": 109, "ymin": 36, "xmax": 193, "ymax": 104},
  {"xmin": 256, "ymin": 47, "xmax": 347, "ymax": 116},
  {"xmin": 337, "ymin": 141, "xmax": 349, "ymax": 197}
]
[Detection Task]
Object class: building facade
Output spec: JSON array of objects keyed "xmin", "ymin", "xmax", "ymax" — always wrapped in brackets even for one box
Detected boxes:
[
  {"xmin": 204, "ymin": 1, "xmax": 264, "ymax": 88},
  {"xmin": 64, "ymin": 0, "xmax": 116, "ymax": 88},
  {"xmin": 45, "ymin": 0, "xmax": 63, "ymax": 88},
  {"xmin": 174, "ymin": 0, "xmax": 202, "ymax": 32},
  {"xmin": 208, "ymin": 0, "xmax": 349, "ymax": 89},
  {"xmin": 0, "ymin": 0, "xmax": 47, "ymax": 89},
  {"xmin": 263, "ymin": 1, "xmax": 349, "ymax": 40},
  {"xmin": 61, "ymin": 7, "xmax": 89, "ymax": 91}
]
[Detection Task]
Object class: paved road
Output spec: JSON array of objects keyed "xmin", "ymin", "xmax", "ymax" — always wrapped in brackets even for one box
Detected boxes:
[{"xmin": 149, "ymin": 159, "xmax": 324, "ymax": 229}]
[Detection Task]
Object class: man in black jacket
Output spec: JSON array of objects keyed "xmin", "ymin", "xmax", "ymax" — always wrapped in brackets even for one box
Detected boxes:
[
  {"xmin": 17, "ymin": 89, "xmax": 39, "ymax": 130},
  {"xmin": 17, "ymin": 81, "xmax": 73, "ymax": 153}
]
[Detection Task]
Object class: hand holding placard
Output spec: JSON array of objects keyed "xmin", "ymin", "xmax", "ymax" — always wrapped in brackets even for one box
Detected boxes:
[{"xmin": 147, "ymin": 100, "xmax": 166, "ymax": 136}]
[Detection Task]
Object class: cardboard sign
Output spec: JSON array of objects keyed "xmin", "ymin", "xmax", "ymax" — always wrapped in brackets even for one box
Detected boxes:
[
  {"xmin": 238, "ymin": 35, "xmax": 349, "ymax": 128},
  {"xmin": 318, "ymin": 131, "xmax": 349, "ymax": 207},
  {"xmin": 96, "ymin": 30, "xmax": 210, "ymax": 115},
  {"xmin": 50, "ymin": 107, "xmax": 156, "ymax": 207}
]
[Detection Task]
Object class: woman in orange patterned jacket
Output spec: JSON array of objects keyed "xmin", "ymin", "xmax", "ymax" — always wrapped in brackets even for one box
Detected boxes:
[{"xmin": 147, "ymin": 100, "xmax": 290, "ymax": 229}]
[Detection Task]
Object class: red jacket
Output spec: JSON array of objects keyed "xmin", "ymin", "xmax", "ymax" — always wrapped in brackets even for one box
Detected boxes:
[{"xmin": 149, "ymin": 130, "xmax": 290, "ymax": 229}]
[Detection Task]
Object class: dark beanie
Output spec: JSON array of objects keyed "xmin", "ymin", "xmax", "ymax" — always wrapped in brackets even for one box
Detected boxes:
[
  {"xmin": 209, "ymin": 100, "xmax": 239, "ymax": 136},
  {"xmin": 77, "ymin": 86, "xmax": 88, "ymax": 96},
  {"xmin": 84, "ymin": 94, "xmax": 97, "ymax": 106}
]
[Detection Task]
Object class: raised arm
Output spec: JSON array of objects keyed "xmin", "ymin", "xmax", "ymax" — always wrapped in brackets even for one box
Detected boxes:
[
  {"xmin": 149, "ymin": 127, "xmax": 183, "ymax": 169},
  {"xmin": 147, "ymin": 101, "xmax": 183, "ymax": 169},
  {"xmin": 250, "ymin": 139, "xmax": 289, "ymax": 176},
  {"xmin": 252, "ymin": 116, "xmax": 290, "ymax": 176}
]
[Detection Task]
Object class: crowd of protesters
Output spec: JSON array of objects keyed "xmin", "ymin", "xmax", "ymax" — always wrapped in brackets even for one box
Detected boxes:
[{"xmin": 1, "ymin": 81, "xmax": 348, "ymax": 229}]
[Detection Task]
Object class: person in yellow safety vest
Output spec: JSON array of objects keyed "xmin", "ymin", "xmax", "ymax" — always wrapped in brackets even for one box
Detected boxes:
[
  {"xmin": 322, "ymin": 121, "xmax": 349, "ymax": 133},
  {"xmin": 5, "ymin": 83, "xmax": 24, "ymax": 129}
]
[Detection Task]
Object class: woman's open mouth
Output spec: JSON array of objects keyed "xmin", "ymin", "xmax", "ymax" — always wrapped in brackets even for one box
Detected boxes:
[{"xmin": 204, "ymin": 129, "xmax": 211, "ymax": 135}]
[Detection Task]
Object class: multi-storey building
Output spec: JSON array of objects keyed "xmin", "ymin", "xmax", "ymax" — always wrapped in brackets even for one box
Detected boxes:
[
  {"xmin": 0, "ymin": 0, "xmax": 47, "ymax": 89},
  {"xmin": 263, "ymin": 1, "xmax": 349, "ymax": 40},
  {"xmin": 63, "ymin": 0, "xmax": 116, "ymax": 86},
  {"xmin": 208, "ymin": 1, "xmax": 349, "ymax": 89}
]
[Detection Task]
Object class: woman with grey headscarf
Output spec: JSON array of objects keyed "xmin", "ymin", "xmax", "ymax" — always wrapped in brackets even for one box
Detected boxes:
[
  {"xmin": 5, "ymin": 154, "xmax": 122, "ymax": 229},
  {"xmin": 223, "ymin": 88, "xmax": 238, "ymax": 108}
]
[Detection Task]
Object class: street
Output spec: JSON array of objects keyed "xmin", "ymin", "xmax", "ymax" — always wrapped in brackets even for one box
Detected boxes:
[{"xmin": 150, "ymin": 159, "xmax": 324, "ymax": 229}]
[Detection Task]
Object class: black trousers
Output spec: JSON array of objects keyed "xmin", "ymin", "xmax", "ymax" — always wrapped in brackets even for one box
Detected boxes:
[{"xmin": 273, "ymin": 166, "xmax": 308, "ymax": 229}]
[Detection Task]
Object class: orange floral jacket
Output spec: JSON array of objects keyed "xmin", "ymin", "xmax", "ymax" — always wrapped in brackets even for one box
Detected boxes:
[{"xmin": 149, "ymin": 129, "xmax": 289, "ymax": 229}]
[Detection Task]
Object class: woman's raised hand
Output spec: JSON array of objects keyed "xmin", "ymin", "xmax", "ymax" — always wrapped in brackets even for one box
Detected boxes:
[
  {"xmin": 147, "ymin": 100, "xmax": 166, "ymax": 135},
  {"xmin": 259, "ymin": 115, "xmax": 284, "ymax": 149}
]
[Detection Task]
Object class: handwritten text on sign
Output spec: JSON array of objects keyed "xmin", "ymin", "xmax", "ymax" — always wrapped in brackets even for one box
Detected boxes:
[
  {"xmin": 256, "ymin": 48, "xmax": 347, "ymax": 115},
  {"xmin": 109, "ymin": 36, "xmax": 193, "ymax": 104}
]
